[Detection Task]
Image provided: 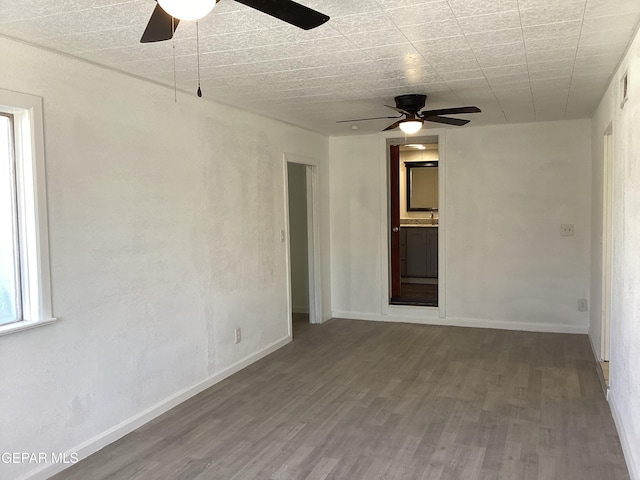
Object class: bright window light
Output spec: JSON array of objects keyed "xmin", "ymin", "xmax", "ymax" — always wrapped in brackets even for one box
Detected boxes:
[{"xmin": 0, "ymin": 114, "xmax": 20, "ymax": 326}]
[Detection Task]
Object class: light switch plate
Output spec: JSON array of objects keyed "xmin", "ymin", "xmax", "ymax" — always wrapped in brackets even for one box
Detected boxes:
[{"xmin": 578, "ymin": 299, "xmax": 588, "ymax": 312}]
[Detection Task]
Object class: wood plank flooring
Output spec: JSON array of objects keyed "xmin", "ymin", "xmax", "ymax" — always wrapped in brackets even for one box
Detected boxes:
[
  {"xmin": 52, "ymin": 319, "xmax": 629, "ymax": 480},
  {"xmin": 398, "ymin": 283, "xmax": 438, "ymax": 306}
]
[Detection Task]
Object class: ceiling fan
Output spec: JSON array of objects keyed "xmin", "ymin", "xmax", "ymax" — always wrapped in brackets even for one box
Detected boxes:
[
  {"xmin": 141, "ymin": 0, "xmax": 330, "ymax": 43},
  {"xmin": 337, "ymin": 94, "xmax": 482, "ymax": 133}
]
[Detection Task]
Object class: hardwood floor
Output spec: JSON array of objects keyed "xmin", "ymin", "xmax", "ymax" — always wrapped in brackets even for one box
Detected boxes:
[
  {"xmin": 52, "ymin": 319, "xmax": 629, "ymax": 480},
  {"xmin": 398, "ymin": 282, "xmax": 438, "ymax": 306},
  {"xmin": 292, "ymin": 312, "xmax": 311, "ymax": 337}
]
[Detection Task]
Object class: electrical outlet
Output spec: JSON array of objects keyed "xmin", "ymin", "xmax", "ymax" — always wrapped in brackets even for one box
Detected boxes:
[
  {"xmin": 560, "ymin": 224, "xmax": 574, "ymax": 236},
  {"xmin": 234, "ymin": 327, "xmax": 241, "ymax": 344},
  {"xmin": 578, "ymin": 298, "xmax": 589, "ymax": 312}
]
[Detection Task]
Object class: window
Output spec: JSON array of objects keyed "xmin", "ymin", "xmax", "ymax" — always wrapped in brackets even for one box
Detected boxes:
[
  {"xmin": 0, "ymin": 113, "xmax": 20, "ymax": 325},
  {"xmin": 0, "ymin": 89, "xmax": 54, "ymax": 335}
]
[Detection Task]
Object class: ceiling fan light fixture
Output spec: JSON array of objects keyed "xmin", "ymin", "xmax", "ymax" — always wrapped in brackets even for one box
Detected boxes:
[
  {"xmin": 158, "ymin": 0, "xmax": 217, "ymax": 21},
  {"xmin": 399, "ymin": 119, "xmax": 423, "ymax": 134}
]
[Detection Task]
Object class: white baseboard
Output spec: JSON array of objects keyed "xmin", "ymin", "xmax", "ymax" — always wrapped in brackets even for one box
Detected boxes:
[
  {"xmin": 331, "ymin": 310, "xmax": 589, "ymax": 334},
  {"xmin": 609, "ymin": 389, "xmax": 639, "ymax": 480},
  {"xmin": 19, "ymin": 335, "xmax": 292, "ymax": 480}
]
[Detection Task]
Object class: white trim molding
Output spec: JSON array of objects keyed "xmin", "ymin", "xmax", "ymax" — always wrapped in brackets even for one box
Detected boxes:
[{"xmin": 0, "ymin": 88, "xmax": 55, "ymax": 336}]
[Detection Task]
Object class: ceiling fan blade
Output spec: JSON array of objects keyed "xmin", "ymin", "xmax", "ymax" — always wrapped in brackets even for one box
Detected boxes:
[
  {"xmin": 383, "ymin": 121, "xmax": 401, "ymax": 131},
  {"xmin": 233, "ymin": 0, "xmax": 330, "ymax": 30},
  {"xmin": 337, "ymin": 115, "xmax": 403, "ymax": 123},
  {"xmin": 385, "ymin": 105, "xmax": 412, "ymax": 115},
  {"xmin": 419, "ymin": 106, "xmax": 481, "ymax": 117},
  {"xmin": 423, "ymin": 116, "xmax": 470, "ymax": 126},
  {"xmin": 140, "ymin": 3, "xmax": 179, "ymax": 43}
]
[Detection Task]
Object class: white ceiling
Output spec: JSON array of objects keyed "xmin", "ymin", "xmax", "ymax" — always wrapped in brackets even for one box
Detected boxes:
[{"xmin": 1, "ymin": 0, "xmax": 639, "ymax": 135}]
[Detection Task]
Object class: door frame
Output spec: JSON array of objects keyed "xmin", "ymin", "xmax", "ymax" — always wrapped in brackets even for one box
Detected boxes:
[
  {"xmin": 601, "ymin": 125, "xmax": 613, "ymax": 361},
  {"xmin": 380, "ymin": 132, "xmax": 447, "ymax": 319},
  {"xmin": 283, "ymin": 154, "xmax": 323, "ymax": 334}
]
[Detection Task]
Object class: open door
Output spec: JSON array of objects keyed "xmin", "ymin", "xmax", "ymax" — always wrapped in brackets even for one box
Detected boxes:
[
  {"xmin": 388, "ymin": 141, "xmax": 440, "ymax": 307},
  {"xmin": 389, "ymin": 145, "xmax": 402, "ymax": 301}
]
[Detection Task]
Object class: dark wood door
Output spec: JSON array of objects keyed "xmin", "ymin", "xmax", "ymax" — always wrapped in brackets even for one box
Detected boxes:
[{"xmin": 390, "ymin": 144, "xmax": 401, "ymax": 300}]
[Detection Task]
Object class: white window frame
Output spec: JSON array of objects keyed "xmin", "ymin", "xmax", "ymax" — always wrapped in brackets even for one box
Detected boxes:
[{"xmin": 0, "ymin": 89, "xmax": 55, "ymax": 336}]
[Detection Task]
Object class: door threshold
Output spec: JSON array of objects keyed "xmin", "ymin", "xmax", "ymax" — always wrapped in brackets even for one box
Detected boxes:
[{"xmin": 390, "ymin": 298, "xmax": 437, "ymax": 307}]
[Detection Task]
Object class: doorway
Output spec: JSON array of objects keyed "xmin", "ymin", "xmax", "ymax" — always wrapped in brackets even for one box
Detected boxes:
[
  {"xmin": 285, "ymin": 160, "xmax": 322, "ymax": 336},
  {"xmin": 601, "ymin": 125, "xmax": 613, "ymax": 384},
  {"xmin": 389, "ymin": 142, "xmax": 440, "ymax": 306}
]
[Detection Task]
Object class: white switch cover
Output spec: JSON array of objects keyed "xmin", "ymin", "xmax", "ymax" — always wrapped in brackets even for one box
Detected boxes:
[
  {"xmin": 560, "ymin": 224, "xmax": 574, "ymax": 236},
  {"xmin": 280, "ymin": 229, "xmax": 286, "ymax": 243}
]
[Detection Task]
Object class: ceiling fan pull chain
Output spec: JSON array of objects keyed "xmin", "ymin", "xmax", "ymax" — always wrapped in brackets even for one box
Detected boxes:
[
  {"xmin": 196, "ymin": 20, "xmax": 202, "ymax": 98},
  {"xmin": 172, "ymin": 16, "xmax": 177, "ymax": 102}
]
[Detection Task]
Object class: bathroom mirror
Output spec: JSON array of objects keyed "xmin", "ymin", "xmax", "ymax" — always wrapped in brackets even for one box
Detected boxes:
[{"xmin": 405, "ymin": 161, "xmax": 438, "ymax": 211}]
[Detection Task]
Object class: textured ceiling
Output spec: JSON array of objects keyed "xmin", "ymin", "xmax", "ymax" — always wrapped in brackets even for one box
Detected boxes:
[{"xmin": 1, "ymin": 0, "xmax": 639, "ymax": 135}]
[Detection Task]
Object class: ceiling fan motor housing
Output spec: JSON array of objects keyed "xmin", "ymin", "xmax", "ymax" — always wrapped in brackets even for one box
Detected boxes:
[{"xmin": 395, "ymin": 94, "xmax": 427, "ymax": 114}]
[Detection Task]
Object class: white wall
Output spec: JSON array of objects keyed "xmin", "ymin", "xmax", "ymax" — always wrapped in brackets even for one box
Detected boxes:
[
  {"xmin": 330, "ymin": 120, "xmax": 592, "ymax": 333},
  {"xmin": 329, "ymin": 135, "xmax": 384, "ymax": 315},
  {"xmin": 287, "ymin": 162, "xmax": 309, "ymax": 313},
  {"xmin": 0, "ymin": 36, "xmax": 329, "ymax": 480},
  {"xmin": 590, "ymin": 25, "xmax": 640, "ymax": 480}
]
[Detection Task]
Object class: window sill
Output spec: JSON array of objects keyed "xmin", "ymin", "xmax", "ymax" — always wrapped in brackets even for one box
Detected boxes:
[{"xmin": 0, "ymin": 317, "xmax": 57, "ymax": 337}]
